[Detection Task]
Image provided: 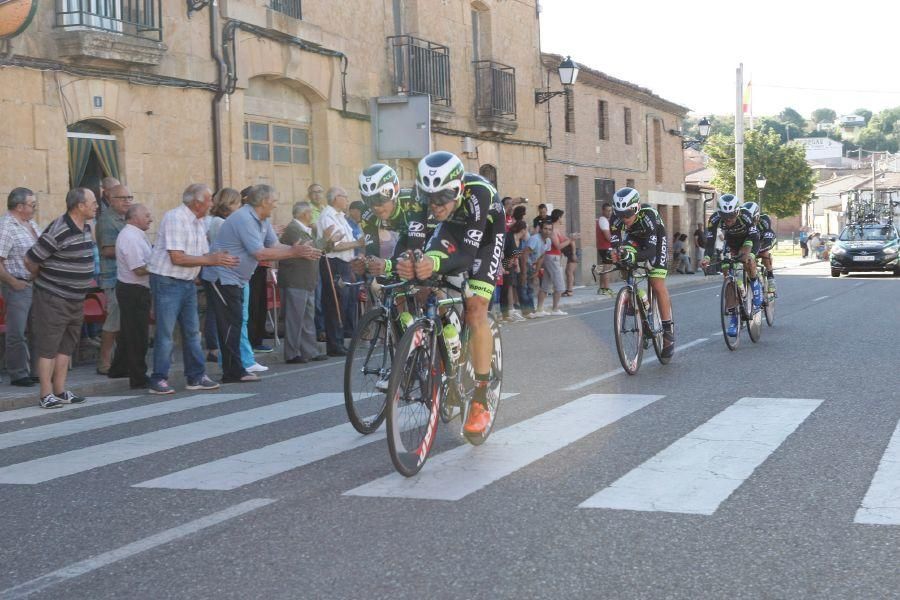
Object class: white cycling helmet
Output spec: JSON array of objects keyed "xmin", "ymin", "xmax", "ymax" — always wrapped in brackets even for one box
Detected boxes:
[
  {"xmin": 358, "ymin": 163, "xmax": 399, "ymax": 207},
  {"xmin": 741, "ymin": 201, "xmax": 760, "ymax": 222},
  {"xmin": 612, "ymin": 187, "xmax": 641, "ymax": 218},
  {"xmin": 416, "ymin": 151, "xmax": 465, "ymax": 206},
  {"xmin": 717, "ymin": 194, "xmax": 741, "ymax": 218}
]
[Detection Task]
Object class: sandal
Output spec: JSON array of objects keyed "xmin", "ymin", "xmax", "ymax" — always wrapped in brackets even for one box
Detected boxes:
[{"xmin": 561, "ymin": 290, "xmax": 573, "ymax": 297}]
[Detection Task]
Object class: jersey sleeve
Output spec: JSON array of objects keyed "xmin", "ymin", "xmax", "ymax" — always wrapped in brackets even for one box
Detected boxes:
[
  {"xmin": 425, "ymin": 181, "xmax": 491, "ymax": 274},
  {"xmin": 703, "ymin": 215, "xmax": 718, "ymax": 258},
  {"xmin": 358, "ymin": 209, "xmax": 381, "ymax": 257}
]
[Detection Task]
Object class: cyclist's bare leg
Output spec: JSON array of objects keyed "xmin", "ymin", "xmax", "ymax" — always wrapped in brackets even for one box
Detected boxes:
[
  {"xmin": 740, "ymin": 248, "xmax": 758, "ymax": 279},
  {"xmin": 760, "ymin": 250, "xmax": 773, "ymax": 274},
  {"xmin": 465, "ymin": 295, "xmax": 492, "ymax": 375},
  {"xmin": 649, "ymin": 278, "xmax": 672, "ymax": 321}
]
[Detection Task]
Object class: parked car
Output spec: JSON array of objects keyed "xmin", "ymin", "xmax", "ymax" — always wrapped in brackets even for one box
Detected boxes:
[{"xmin": 829, "ymin": 223, "xmax": 900, "ymax": 277}]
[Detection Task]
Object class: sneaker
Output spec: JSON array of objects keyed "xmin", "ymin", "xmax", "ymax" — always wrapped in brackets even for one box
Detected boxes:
[
  {"xmin": 222, "ymin": 373, "xmax": 261, "ymax": 383},
  {"xmin": 252, "ymin": 344, "xmax": 273, "ymax": 354},
  {"xmin": 246, "ymin": 362, "xmax": 269, "ymax": 373},
  {"xmin": 186, "ymin": 375, "xmax": 220, "ymax": 391},
  {"xmin": 549, "ymin": 309, "xmax": 568, "ymax": 316},
  {"xmin": 508, "ymin": 310, "xmax": 526, "ymax": 322},
  {"xmin": 661, "ymin": 324, "xmax": 675, "ymax": 359},
  {"xmin": 528, "ymin": 310, "xmax": 549, "ymax": 319},
  {"xmin": 56, "ymin": 390, "xmax": 86, "ymax": 404},
  {"xmin": 727, "ymin": 314, "xmax": 739, "ymax": 337},
  {"xmin": 149, "ymin": 379, "xmax": 176, "ymax": 395},
  {"xmin": 463, "ymin": 402, "xmax": 491, "ymax": 435},
  {"xmin": 39, "ymin": 393, "xmax": 63, "ymax": 409},
  {"xmin": 598, "ymin": 287, "xmax": 614, "ymax": 297}
]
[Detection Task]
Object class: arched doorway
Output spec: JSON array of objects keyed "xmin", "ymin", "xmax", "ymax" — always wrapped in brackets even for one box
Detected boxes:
[{"xmin": 66, "ymin": 120, "xmax": 122, "ymax": 192}]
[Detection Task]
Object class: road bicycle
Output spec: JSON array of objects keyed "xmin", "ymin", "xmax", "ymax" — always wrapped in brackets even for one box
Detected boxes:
[
  {"xmin": 597, "ymin": 261, "xmax": 669, "ymax": 375},
  {"xmin": 755, "ymin": 258, "xmax": 775, "ymax": 327},
  {"xmin": 716, "ymin": 252, "xmax": 762, "ymax": 350},
  {"xmin": 385, "ymin": 273, "xmax": 503, "ymax": 477},
  {"xmin": 342, "ymin": 277, "xmax": 415, "ymax": 434}
]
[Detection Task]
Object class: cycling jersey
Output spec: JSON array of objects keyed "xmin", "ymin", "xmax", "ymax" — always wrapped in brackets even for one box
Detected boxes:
[
  {"xmin": 610, "ymin": 204, "xmax": 669, "ymax": 278},
  {"xmin": 358, "ymin": 188, "xmax": 436, "ymax": 272},
  {"xmin": 704, "ymin": 210, "xmax": 759, "ymax": 258},
  {"xmin": 413, "ymin": 173, "xmax": 506, "ymax": 300},
  {"xmin": 757, "ymin": 214, "xmax": 776, "ymax": 253}
]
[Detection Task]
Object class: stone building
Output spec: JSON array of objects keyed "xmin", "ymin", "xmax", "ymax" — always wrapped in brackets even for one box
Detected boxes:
[
  {"xmin": 540, "ymin": 53, "xmax": 689, "ymax": 282},
  {"xmin": 0, "ymin": 0, "xmax": 548, "ymax": 226}
]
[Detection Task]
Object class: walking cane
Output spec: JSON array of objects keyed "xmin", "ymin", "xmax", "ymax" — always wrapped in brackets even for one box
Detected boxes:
[{"xmin": 323, "ymin": 255, "xmax": 343, "ymax": 329}]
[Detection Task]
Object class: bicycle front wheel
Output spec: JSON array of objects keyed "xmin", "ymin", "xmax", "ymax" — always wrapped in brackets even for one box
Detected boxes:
[
  {"xmin": 344, "ymin": 309, "xmax": 391, "ymax": 434},
  {"xmin": 385, "ymin": 320, "xmax": 441, "ymax": 477},
  {"xmin": 721, "ymin": 278, "xmax": 740, "ymax": 351},
  {"xmin": 614, "ymin": 286, "xmax": 643, "ymax": 374}
]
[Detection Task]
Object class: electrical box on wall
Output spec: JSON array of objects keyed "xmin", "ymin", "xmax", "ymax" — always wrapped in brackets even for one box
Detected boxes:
[
  {"xmin": 461, "ymin": 137, "xmax": 476, "ymax": 154},
  {"xmin": 371, "ymin": 95, "xmax": 431, "ymax": 160}
]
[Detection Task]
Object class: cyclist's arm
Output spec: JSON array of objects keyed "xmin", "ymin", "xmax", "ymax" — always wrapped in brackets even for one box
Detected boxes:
[
  {"xmin": 703, "ymin": 217, "xmax": 718, "ymax": 260},
  {"xmin": 425, "ymin": 186, "xmax": 490, "ymax": 275},
  {"xmin": 359, "ymin": 211, "xmax": 381, "ymax": 258}
]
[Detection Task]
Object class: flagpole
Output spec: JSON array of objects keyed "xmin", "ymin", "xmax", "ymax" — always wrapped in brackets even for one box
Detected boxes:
[{"xmin": 735, "ymin": 63, "xmax": 745, "ymax": 200}]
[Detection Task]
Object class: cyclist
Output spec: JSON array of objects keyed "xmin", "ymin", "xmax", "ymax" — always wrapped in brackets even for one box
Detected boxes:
[
  {"xmin": 351, "ymin": 163, "xmax": 434, "ymax": 277},
  {"xmin": 395, "ymin": 151, "xmax": 505, "ymax": 435},
  {"xmin": 609, "ymin": 187, "xmax": 675, "ymax": 359},
  {"xmin": 700, "ymin": 194, "xmax": 762, "ymax": 337},
  {"xmin": 742, "ymin": 201, "xmax": 777, "ymax": 295}
]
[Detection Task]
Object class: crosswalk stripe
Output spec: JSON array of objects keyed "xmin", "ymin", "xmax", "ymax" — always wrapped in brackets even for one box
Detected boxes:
[
  {"xmin": 0, "ymin": 397, "xmax": 138, "ymax": 424},
  {"xmin": 344, "ymin": 394, "xmax": 661, "ymax": 501},
  {"xmin": 0, "ymin": 393, "xmax": 348, "ymax": 485},
  {"xmin": 579, "ymin": 397, "xmax": 823, "ymax": 515},
  {"xmin": 854, "ymin": 420, "xmax": 900, "ymax": 525},
  {"xmin": 134, "ymin": 393, "xmax": 519, "ymax": 491},
  {"xmin": 0, "ymin": 394, "xmax": 254, "ymax": 451}
]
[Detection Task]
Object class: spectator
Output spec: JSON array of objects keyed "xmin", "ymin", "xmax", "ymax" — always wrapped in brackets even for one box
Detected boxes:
[
  {"xmin": 536, "ymin": 211, "xmax": 568, "ymax": 314},
  {"xmin": 347, "ymin": 201, "xmax": 366, "ymax": 256},
  {"xmin": 204, "ymin": 188, "xmax": 242, "ymax": 363},
  {"xmin": 596, "ymin": 202, "xmax": 613, "ymax": 294},
  {"xmin": 202, "ymin": 184, "xmax": 321, "ymax": 383},
  {"xmin": 24, "ymin": 188, "xmax": 97, "ymax": 408},
  {"xmin": 674, "ymin": 233, "xmax": 693, "ymax": 274},
  {"xmin": 532, "ymin": 203, "xmax": 549, "ymax": 231},
  {"xmin": 525, "ymin": 221, "xmax": 552, "ymax": 318},
  {"xmin": 0, "ymin": 187, "xmax": 40, "ymax": 387},
  {"xmin": 96, "ymin": 184, "xmax": 133, "ymax": 375},
  {"xmin": 551, "ymin": 208, "xmax": 579, "ymax": 297},
  {"xmin": 147, "ymin": 183, "xmax": 237, "ymax": 395},
  {"xmin": 99, "ymin": 176, "xmax": 120, "ymax": 213},
  {"xmin": 307, "ymin": 183, "xmax": 327, "ymax": 343},
  {"xmin": 799, "ymin": 228, "xmax": 809, "ymax": 258},
  {"xmin": 501, "ymin": 220, "xmax": 529, "ymax": 321},
  {"xmin": 512, "ymin": 205, "xmax": 527, "ymax": 226},
  {"xmin": 807, "ymin": 232, "xmax": 821, "ymax": 259},
  {"xmin": 693, "ymin": 224, "xmax": 705, "ymax": 272},
  {"xmin": 280, "ymin": 201, "xmax": 327, "ymax": 363},
  {"xmin": 109, "ymin": 203, "xmax": 153, "ymax": 389},
  {"xmin": 317, "ymin": 186, "xmax": 365, "ymax": 356}
]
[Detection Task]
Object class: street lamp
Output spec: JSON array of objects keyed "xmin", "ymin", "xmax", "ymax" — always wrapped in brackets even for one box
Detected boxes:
[
  {"xmin": 535, "ymin": 56, "xmax": 580, "ymax": 104},
  {"xmin": 670, "ymin": 116, "xmax": 712, "ymax": 149},
  {"xmin": 755, "ymin": 173, "xmax": 767, "ymax": 208}
]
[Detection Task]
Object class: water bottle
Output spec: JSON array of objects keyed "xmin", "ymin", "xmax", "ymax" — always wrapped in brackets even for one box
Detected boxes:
[
  {"xmin": 637, "ymin": 288, "xmax": 650, "ymax": 313},
  {"xmin": 443, "ymin": 322, "xmax": 461, "ymax": 364},
  {"xmin": 398, "ymin": 311, "xmax": 413, "ymax": 331}
]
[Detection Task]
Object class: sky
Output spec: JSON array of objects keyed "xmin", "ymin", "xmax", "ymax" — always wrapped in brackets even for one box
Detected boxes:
[{"xmin": 540, "ymin": 0, "xmax": 900, "ymax": 121}]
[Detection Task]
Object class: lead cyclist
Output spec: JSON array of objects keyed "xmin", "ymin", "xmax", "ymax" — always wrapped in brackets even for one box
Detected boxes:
[{"xmin": 395, "ymin": 151, "xmax": 505, "ymax": 435}]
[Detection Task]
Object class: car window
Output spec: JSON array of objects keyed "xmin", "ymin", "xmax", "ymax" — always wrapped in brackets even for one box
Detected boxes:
[{"xmin": 839, "ymin": 225, "xmax": 897, "ymax": 242}]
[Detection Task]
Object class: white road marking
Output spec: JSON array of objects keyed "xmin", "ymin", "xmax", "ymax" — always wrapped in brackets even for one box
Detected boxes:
[
  {"xmin": 134, "ymin": 393, "xmax": 518, "ymax": 491},
  {"xmin": 0, "ymin": 498, "xmax": 275, "ymax": 600},
  {"xmin": 579, "ymin": 397, "xmax": 823, "ymax": 515},
  {"xmin": 0, "ymin": 397, "xmax": 138, "ymax": 424},
  {"xmin": 563, "ymin": 338, "xmax": 709, "ymax": 391},
  {"xmin": 812, "ymin": 295, "xmax": 829, "ymax": 302},
  {"xmin": 0, "ymin": 393, "xmax": 348, "ymax": 484},
  {"xmin": 855, "ymin": 420, "xmax": 900, "ymax": 525},
  {"xmin": 0, "ymin": 394, "xmax": 254, "ymax": 450},
  {"xmin": 344, "ymin": 394, "xmax": 662, "ymax": 501}
]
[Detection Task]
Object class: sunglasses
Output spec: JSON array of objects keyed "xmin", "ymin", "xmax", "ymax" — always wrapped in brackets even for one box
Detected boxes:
[{"xmin": 419, "ymin": 188, "xmax": 460, "ymax": 206}]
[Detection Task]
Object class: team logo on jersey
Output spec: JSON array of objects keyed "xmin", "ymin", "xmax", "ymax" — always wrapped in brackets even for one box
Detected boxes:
[
  {"xmin": 408, "ymin": 221, "xmax": 425, "ymax": 233},
  {"xmin": 441, "ymin": 239, "xmax": 457, "ymax": 254},
  {"xmin": 466, "ymin": 229, "xmax": 484, "ymax": 244},
  {"xmin": 472, "ymin": 259, "xmax": 482, "ymax": 272}
]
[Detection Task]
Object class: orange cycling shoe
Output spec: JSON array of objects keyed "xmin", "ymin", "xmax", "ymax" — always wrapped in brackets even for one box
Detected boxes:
[{"xmin": 463, "ymin": 402, "xmax": 491, "ymax": 434}]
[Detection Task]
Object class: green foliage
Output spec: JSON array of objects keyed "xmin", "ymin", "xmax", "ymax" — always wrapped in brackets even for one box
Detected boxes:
[
  {"xmin": 779, "ymin": 107, "xmax": 807, "ymax": 130},
  {"xmin": 682, "ymin": 114, "xmax": 734, "ymax": 139},
  {"xmin": 705, "ymin": 129, "xmax": 815, "ymax": 218},
  {"xmin": 853, "ymin": 109, "xmax": 873, "ymax": 124},
  {"xmin": 811, "ymin": 108, "xmax": 836, "ymax": 124}
]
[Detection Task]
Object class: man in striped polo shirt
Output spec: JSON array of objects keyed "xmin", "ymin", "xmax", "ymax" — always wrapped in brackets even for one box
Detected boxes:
[{"xmin": 24, "ymin": 188, "xmax": 98, "ymax": 408}]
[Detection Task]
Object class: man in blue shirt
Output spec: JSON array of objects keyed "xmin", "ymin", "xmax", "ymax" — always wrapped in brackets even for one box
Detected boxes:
[{"xmin": 201, "ymin": 184, "xmax": 321, "ymax": 383}]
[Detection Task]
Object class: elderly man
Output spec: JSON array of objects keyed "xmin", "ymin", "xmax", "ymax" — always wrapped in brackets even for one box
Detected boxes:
[
  {"xmin": 279, "ymin": 201, "xmax": 327, "ymax": 364},
  {"xmin": 202, "ymin": 184, "xmax": 321, "ymax": 382},
  {"xmin": 96, "ymin": 183, "xmax": 133, "ymax": 375},
  {"xmin": 317, "ymin": 186, "xmax": 365, "ymax": 356},
  {"xmin": 147, "ymin": 183, "xmax": 238, "ymax": 395},
  {"xmin": 24, "ymin": 188, "xmax": 97, "ymax": 408},
  {"xmin": 109, "ymin": 204, "xmax": 153, "ymax": 389},
  {"xmin": 306, "ymin": 182, "xmax": 327, "ymax": 342},
  {"xmin": 0, "ymin": 188, "xmax": 41, "ymax": 387}
]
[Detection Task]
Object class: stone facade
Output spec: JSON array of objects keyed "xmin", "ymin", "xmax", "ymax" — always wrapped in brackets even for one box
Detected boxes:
[
  {"xmin": 540, "ymin": 54, "xmax": 689, "ymax": 282},
  {"xmin": 0, "ymin": 0, "xmax": 547, "ymax": 228}
]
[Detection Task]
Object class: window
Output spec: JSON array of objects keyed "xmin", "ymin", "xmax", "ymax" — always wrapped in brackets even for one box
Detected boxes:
[
  {"xmin": 624, "ymin": 107, "xmax": 633, "ymax": 145},
  {"xmin": 598, "ymin": 100, "xmax": 608, "ymax": 141},
  {"xmin": 564, "ymin": 88, "xmax": 575, "ymax": 133},
  {"xmin": 270, "ymin": 0, "xmax": 301, "ymax": 19},
  {"xmin": 653, "ymin": 118, "xmax": 663, "ymax": 183},
  {"xmin": 626, "ymin": 178, "xmax": 635, "ymax": 188},
  {"xmin": 244, "ymin": 121, "xmax": 310, "ymax": 165}
]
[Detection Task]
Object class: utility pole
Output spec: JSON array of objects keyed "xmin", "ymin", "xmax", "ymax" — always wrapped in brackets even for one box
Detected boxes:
[{"xmin": 735, "ymin": 63, "xmax": 744, "ymax": 200}]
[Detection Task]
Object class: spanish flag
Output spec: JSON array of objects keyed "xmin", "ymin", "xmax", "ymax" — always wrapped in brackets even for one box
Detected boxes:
[{"xmin": 742, "ymin": 80, "xmax": 752, "ymax": 115}]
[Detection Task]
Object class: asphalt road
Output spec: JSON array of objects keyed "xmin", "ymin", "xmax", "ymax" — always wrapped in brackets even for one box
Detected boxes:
[{"xmin": 1, "ymin": 262, "xmax": 898, "ymax": 599}]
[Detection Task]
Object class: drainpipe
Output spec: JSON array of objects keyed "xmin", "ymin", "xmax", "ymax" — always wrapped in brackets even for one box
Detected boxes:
[{"xmin": 210, "ymin": 0, "xmax": 226, "ymax": 191}]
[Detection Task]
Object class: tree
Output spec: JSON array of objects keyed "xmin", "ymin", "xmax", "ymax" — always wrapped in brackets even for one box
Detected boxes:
[
  {"xmin": 779, "ymin": 107, "xmax": 807, "ymax": 131},
  {"xmin": 811, "ymin": 108, "xmax": 836, "ymax": 124},
  {"xmin": 853, "ymin": 108, "xmax": 873, "ymax": 124},
  {"xmin": 704, "ymin": 129, "xmax": 815, "ymax": 218}
]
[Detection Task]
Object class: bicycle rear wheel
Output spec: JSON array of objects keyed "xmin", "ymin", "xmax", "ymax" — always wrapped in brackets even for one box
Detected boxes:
[
  {"xmin": 461, "ymin": 316, "xmax": 503, "ymax": 446},
  {"xmin": 344, "ymin": 309, "xmax": 391, "ymax": 434},
  {"xmin": 385, "ymin": 320, "xmax": 441, "ymax": 477},
  {"xmin": 647, "ymin": 290, "xmax": 669, "ymax": 364},
  {"xmin": 614, "ymin": 286, "xmax": 643, "ymax": 374},
  {"xmin": 721, "ymin": 278, "xmax": 740, "ymax": 351}
]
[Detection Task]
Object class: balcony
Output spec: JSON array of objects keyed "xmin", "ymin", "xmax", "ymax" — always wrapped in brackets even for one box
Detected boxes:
[
  {"xmin": 55, "ymin": 0, "xmax": 165, "ymax": 65},
  {"xmin": 473, "ymin": 59, "xmax": 517, "ymax": 135},
  {"xmin": 388, "ymin": 35, "xmax": 452, "ymax": 120},
  {"xmin": 270, "ymin": 0, "xmax": 301, "ymax": 20}
]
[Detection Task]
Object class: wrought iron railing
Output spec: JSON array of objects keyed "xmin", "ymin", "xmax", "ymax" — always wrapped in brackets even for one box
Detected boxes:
[
  {"xmin": 388, "ymin": 35, "xmax": 451, "ymax": 107},
  {"xmin": 270, "ymin": 0, "xmax": 301, "ymax": 20},
  {"xmin": 56, "ymin": 0, "xmax": 163, "ymax": 41},
  {"xmin": 474, "ymin": 59, "xmax": 516, "ymax": 121}
]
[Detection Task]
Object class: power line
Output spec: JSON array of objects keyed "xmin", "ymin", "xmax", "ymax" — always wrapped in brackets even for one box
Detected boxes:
[{"xmin": 756, "ymin": 83, "xmax": 900, "ymax": 94}]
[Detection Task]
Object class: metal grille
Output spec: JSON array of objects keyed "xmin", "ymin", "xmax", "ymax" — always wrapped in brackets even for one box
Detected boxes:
[
  {"xmin": 56, "ymin": 0, "xmax": 163, "ymax": 41},
  {"xmin": 270, "ymin": 0, "xmax": 301, "ymax": 20},
  {"xmin": 388, "ymin": 35, "xmax": 451, "ymax": 106},
  {"xmin": 473, "ymin": 60, "xmax": 516, "ymax": 121}
]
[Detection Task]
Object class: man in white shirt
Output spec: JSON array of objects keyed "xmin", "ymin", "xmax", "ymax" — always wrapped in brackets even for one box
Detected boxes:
[
  {"xmin": 316, "ymin": 187, "xmax": 365, "ymax": 356},
  {"xmin": 109, "ymin": 204, "xmax": 153, "ymax": 389}
]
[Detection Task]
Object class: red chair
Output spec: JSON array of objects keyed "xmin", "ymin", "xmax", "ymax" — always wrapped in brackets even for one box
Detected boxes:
[{"xmin": 83, "ymin": 291, "xmax": 107, "ymax": 325}]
